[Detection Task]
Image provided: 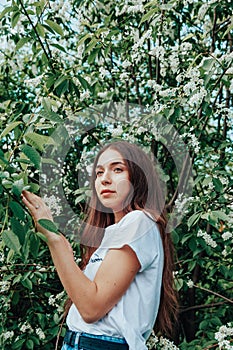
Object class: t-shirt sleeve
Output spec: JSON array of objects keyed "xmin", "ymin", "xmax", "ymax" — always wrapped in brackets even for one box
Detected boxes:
[
  {"xmin": 128, "ymin": 224, "xmax": 163, "ymax": 272},
  {"xmin": 101, "ymin": 210, "xmax": 163, "ymax": 272}
]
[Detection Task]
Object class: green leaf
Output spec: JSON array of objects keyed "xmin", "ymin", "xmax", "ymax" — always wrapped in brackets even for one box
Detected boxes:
[
  {"xmin": 2, "ymin": 230, "xmax": 21, "ymax": 254},
  {"xmin": 24, "ymin": 132, "xmax": 55, "ymax": 151},
  {"xmin": 139, "ymin": 8, "xmax": 158, "ymax": 25},
  {"xmin": 85, "ymin": 38, "xmax": 98, "ymax": 53},
  {"xmin": 12, "ymin": 339, "xmax": 25, "ymax": 350},
  {"xmin": 51, "ymin": 43, "xmax": 67, "ymax": 53},
  {"xmin": 39, "ymin": 109, "xmax": 63, "ymax": 123},
  {"xmin": 36, "ymin": 231, "xmax": 48, "ymax": 243},
  {"xmin": 11, "ymin": 217, "xmax": 25, "ymax": 245},
  {"xmin": 187, "ymin": 211, "xmax": 202, "ymax": 228},
  {"xmin": 0, "ymin": 6, "xmax": 13, "ymax": 20},
  {"xmin": 21, "ymin": 277, "xmax": 33, "ymax": 290},
  {"xmin": 210, "ymin": 210, "xmax": 229, "ymax": 222},
  {"xmin": 171, "ymin": 230, "xmax": 179, "ymax": 244},
  {"xmin": 21, "ymin": 144, "xmax": 41, "ymax": 169},
  {"xmin": 36, "ymin": 22, "xmax": 45, "ymax": 38},
  {"xmin": 1, "ymin": 121, "xmax": 22, "ymax": 138},
  {"xmin": 26, "ymin": 339, "xmax": 34, "ymax": 349},
  {"xmin": 77, "ymin": 33, "xmax": 92, "ymax": 47},
  {"xmin": 38, "ymin": 219, "xmax": 59, "ymax": 233},
  {"xmin": 15, "ymin": 37, "xmax": 30, "ymax": 50},
  {"xmin": 30, "ymin": 233, "xmax": 40, "ymax": 258},
  {"xmin": 9, "ymin": 201, "xmax": 25, "ymax": 220},
  {"xmin": 54, "ymin": 75, "xmax": 69, "ymax": 89},
  {"xmin": 45, "ymin": 19, "xmax": 64, "ymax": 36},
  {"xmin": 182, "ymin": 33, "xmax": 195, "ymax": 42},
  {"xmin": 76, "ymin": 75, "xmax": 92, "ymax": 91},
  {"xmin": 11, "ymin": 11, "xmax": 20, "ymax": 28},
  {"xmin": 213, "ymin": 178, "xmax": 223, "ymax": 192}
]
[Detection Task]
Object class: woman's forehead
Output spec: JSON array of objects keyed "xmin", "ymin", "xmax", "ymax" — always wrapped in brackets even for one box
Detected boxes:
[{"xmin": 96, "ymin": 149, "xmax": 125, "ymax": 167}]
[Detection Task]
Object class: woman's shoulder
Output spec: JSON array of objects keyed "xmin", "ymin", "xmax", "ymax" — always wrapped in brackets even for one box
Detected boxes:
[{"xmin": 118, "ymin": 210, "xmax": 155, "ymax": 227}]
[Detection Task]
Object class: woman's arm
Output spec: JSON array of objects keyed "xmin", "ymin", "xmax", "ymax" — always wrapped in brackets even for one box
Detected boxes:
[{"xmin": 22, "ymin": 190, "xmax": 140, "ymax": 323}]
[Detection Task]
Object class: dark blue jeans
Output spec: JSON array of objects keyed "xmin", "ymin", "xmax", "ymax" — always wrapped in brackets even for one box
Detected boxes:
[{"xmin": 61, "ymin": 331, "xmax": 128, "ymax": 350}]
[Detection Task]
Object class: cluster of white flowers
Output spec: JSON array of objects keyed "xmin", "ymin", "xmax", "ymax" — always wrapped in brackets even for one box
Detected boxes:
[
  {"xmin": 187, "ymin": 279, "xmax": 194, "ymax": 288},
  {"xmin": 115, "ymin": 1, "xmax": 144, "ymax": 16},
  {"xmin": 197, "ymin": 229, "xmax": 217, "ymax": 248},
  {"xmin": 48, "ymin": 290, "xmax": 66, "ymax": 314},
  {"xmin": 149, "ymin": 45, "xmax": 165, "ymax": 60},
  {"xmin": 97, "ymin": 91, "xmax": 109, "ymax": 99},
  {"xmin": 182, "ymin": 129, "xmax": 200, "ymax": 153},
  {"xmin": 50, "ymin": 0, "xmax": 71, "ymax": 22},
  {"xmin": 36, "ymin": 327, "xmax": 46, "ymax": 340},
  {"xmin": 24, "ymin": 74, "xmax": 44, "ymax": 88},
  {"xmin": 0, "ymin": 252, "xmax": 4, "ymax": 263},
  {"xmin": 132, "ymin": 29, "xmax": 152, "ymax": 51},
  {"xmin": 147, "ymin": 330, "xmax": 159, "ymax": 349},
  {"xmin": 175, "ymin": 193, "xmax": 194, "ymax": 215},
  {"xmin": 159, "ymin": 336, "xmax": 180, "ymax": 349},
  {"xmin": 0, "ymin": 280, "xmax": 11, "ymax": 293},
  {"xmin": 43, "ymin": 194, "xmax": 62, "ymax": 216},
  {"xmin": 99, "ymin": 67, "xmax": 110, "ymax": 79},
  {"xmin": 215, "ymin": 323, "xmax": 233, "ymax": 350},
  {"xmin": 110, "ymin": 125, "xmax": 124, "ymax": 138},
  {"xmin": 222, "ymin": 232, "xmax": 232, "ymax": 241},
  {"xmin": 188, "ymin": 87, "xmax": 207, "ymax": 107},
  {"xmin": 147, "ymin": 330, "xmax": 180, "ymax": 349},
  {"xmin": 20, "ymin": 322, "xmax": 33, "ymax": 333},
  {"xmin": 219, "ymin": 176, "xmax": 229, "ymax": 187},
  {"xmin": 2, "ymin": 330, "xmax": 14, "ymax": 341},
  {"xmin": 80, "ymin": 90, "xmax": 91, "ymax": 101}
]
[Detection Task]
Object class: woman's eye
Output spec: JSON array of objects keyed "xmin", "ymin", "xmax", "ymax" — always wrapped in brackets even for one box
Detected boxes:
[
  {"xmin": 114, "ymin": 168, "xmax": 123, "ymax": 173},
  {"xmin": 96, "ymin": 171, "xmax": 103, "ymax": 177}
]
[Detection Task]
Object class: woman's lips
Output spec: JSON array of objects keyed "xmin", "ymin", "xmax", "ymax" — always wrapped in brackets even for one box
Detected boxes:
[{"xmin": 101, "ymin": 189, "xmax": 116, "ymax": 195}]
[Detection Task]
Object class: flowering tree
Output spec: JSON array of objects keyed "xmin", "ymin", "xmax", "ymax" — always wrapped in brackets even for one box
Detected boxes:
[{"xmin": 0, "ymin": 0, "xmax": 233, "ymax": 349}]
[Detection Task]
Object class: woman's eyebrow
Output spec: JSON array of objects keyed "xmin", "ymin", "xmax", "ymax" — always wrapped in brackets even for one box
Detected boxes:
[{"xmin": 96, "ymin": 161, "xmax": 125, "ymax": 169}]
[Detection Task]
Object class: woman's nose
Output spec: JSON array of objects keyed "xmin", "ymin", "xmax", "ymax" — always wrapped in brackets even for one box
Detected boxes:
[{"xmin": 101, "ymin": 170, "xmax": 111, "ymax": 184}]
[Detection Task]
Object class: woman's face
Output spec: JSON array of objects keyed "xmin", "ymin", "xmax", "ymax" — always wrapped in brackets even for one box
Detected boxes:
[{"xmin": 94, "ymin": 148, "xmax": 131, "ymax": 220}]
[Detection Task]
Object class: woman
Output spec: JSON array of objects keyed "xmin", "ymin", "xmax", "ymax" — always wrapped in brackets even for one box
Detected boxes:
[{"xmin": 22, "ymin": 141, "xmax": 178, "ymax": 350}]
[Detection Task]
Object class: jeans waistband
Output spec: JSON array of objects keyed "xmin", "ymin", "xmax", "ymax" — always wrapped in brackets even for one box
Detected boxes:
[{"xmin": 64, "ymin": 329, "xmax": 129, "ymax": 349}]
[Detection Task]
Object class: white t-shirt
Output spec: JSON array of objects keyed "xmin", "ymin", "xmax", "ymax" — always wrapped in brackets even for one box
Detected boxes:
[{"xmin": 66, "ymin": 210, "xmax": 164, "ymax": 350}]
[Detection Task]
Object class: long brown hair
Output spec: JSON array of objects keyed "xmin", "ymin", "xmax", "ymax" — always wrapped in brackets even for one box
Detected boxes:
[{"xmin": 78, "ymin": 141, "xmax": 178, "ymax": 337}]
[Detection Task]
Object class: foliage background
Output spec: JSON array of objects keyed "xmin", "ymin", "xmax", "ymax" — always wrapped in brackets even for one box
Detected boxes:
[{"xmin": 0, "ymin": 0, "xmax": 233, "ymax": 349}]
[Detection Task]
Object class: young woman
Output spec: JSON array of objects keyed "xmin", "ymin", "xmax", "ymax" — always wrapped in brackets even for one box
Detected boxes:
[{"xmin": 22, "ymin": 141, "xmax": 178, "ymax": 350}]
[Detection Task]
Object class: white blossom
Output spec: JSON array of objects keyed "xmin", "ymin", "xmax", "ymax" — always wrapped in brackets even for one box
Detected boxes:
[
  {"xmin": 24, "ymin": 75, "xmax": 43, "ymax": 88},
  {"xmin": 82, "ymin": 136, "xmax": 89, "ymax": 145},
  {"xmin": 122, "ymin": 59, "xmax": 132, "ymax": 69},
  {"xmin": 188, "ymin": 87, "xmax": 207, "ymax": 107},
  {"xmin": 175, "ymin": 193, "xmax": 194, "ymax": 214},
  {"xmin": 222, "ymin": 247, "xmax": 228, "ymax": 257},
  {"xmin": 20, "ymin": 322, "xmax": 33, "ymax": 333},
  {"xmin": 110, "ymin": 125, "xmax": 123, "ymax": 138},
  {"xmin": 222, "ymin": 232, "xmax": 232, "ymax": 241},
  {"xmin": 2, "ymin": 330, "xmax": 14, "ymax": 341},
  {"xmin": 215, "ymin": 323, "xmax": 233, "ymax": 350},
  {"xmin": 149, "ymin": 45, "xmax": 165, "ymax": 60},
  {"xmin": 197, "ymin": 229, "xmax": 217, "ymax": 248},
  {"xmin": 97, "ymin": 91, "xmax": 109, "ymax": 99},
  {"xmin": 43, "ymin": 194, "xmax": 62, "ymax": 216},
  {"xmin": 80, "ymin": 90, "xmax": 90, "ymax": 101},
  {"xmin": 159, "ymin": 336, "xmax": 180, "ymax": 349},
  {"xmin": 0, "ymin": 281, "xmax": 11, "ymax": 293},
  {"xmin": 187, "ymin": 279, "xmax": 194, "ymax": 288},
  {"xmin": 36, "ymin": 328, "xmax": 45, "ymax": 340}
]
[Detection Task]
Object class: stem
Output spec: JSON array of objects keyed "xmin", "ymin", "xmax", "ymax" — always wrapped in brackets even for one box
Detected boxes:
[
  {"xmin": 193, "ymin": 284, "xmax": 233, "ymax": 304},
  {"xmin": 18, "ymin": 0, "xmax": 53, "ymax": 67}
]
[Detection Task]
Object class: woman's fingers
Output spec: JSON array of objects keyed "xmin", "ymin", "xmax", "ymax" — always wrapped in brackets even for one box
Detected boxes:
[
  {"xmin": 21, "ymin": 191, "xmax": 59, "ymax": 240},
  {"xmin": 21, "ymin": 190, "xmax": 53, "ymax": 222}
]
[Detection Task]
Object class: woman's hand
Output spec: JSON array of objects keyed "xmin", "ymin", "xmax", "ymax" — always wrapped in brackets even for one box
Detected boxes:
[{"xmin": 21, "ymin": 190, "xmax": 56, "ymax": 239}]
